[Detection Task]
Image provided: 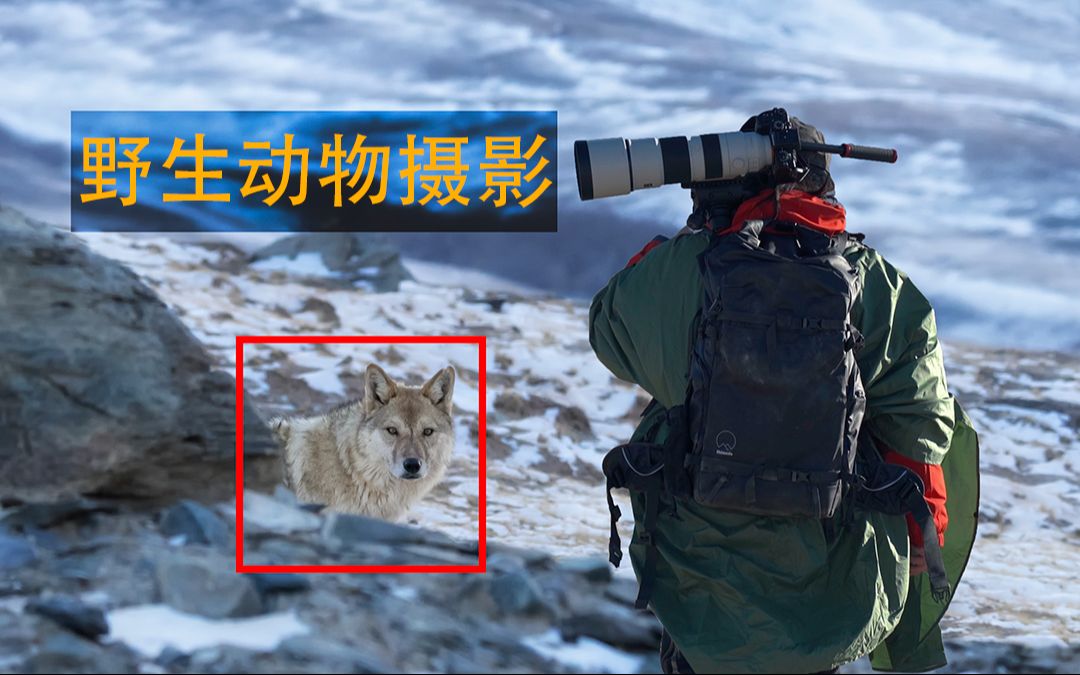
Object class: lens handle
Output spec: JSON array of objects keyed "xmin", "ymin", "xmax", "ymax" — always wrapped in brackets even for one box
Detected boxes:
[{"xmin": 801, "ymin": 141, "xmax": 898, "ymax": 163}]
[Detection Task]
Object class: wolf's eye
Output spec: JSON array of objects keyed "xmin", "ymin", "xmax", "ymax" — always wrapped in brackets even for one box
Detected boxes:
[
  {"xmin": 386, "ymin": 426, "xmax": 398, "ymax": 435},
  {"xmin": 423, "ymin": 428, "xmax": 434, "ymax": 437}
]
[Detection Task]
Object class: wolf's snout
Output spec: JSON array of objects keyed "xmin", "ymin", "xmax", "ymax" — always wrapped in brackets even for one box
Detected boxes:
[{"xmin": 402, "ymin": 457, "xmax": 422, "ymax": 479}]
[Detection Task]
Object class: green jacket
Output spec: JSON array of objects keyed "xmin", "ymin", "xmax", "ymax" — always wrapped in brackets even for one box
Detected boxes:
[{"xmin": 589, "ymin": 231, "xmax": 978, "ymax": 673}]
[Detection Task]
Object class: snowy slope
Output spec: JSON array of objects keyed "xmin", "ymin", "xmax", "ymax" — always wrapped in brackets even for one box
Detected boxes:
[
  {"xmin": 81, "ymin": 232, "xmax": 642, "ymax": 562},
  {"xmin": 79, "ymin": 231, "xmax": 1080, "ymax": 665}
]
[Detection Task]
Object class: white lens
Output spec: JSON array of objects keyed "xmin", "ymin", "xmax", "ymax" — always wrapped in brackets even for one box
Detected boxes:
[
  {"xmin": 627, "ymin": 138, "xmax": 664, "ymax": 190},
  {"xmin": 582, "ymin": 138, "xmax": 632, "ymax": 199}
]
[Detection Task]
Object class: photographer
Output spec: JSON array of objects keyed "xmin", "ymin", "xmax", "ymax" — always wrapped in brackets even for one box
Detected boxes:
[{"xmin": 587, "ymin": 111, "xmax": 978, "ymax": 673}]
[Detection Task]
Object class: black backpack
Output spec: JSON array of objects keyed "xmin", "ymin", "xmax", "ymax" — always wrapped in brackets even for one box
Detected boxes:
[
  {"xmin": 601, "ymin": 219, "xmax": 951, "ymax": 609},
  {"xmin": 686, "ymin": 219, "xmax": 864, "ymax": 518}
]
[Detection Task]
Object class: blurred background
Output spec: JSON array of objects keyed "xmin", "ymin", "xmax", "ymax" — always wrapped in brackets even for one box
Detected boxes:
[{"xmin": 1, "ymin": 0, "xmax": 1078, "ymax": 349}]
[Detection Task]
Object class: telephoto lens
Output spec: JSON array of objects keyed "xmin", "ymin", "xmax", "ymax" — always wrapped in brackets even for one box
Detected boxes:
[{"xmin": 574, "ymin": 132, "xmax": 773, "ymax": 201}]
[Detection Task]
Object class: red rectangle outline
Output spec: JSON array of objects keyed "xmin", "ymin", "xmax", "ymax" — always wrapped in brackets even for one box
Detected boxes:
[{"xmin": 234, "ymin": 334, "xmax": 487, "ymax": 574}]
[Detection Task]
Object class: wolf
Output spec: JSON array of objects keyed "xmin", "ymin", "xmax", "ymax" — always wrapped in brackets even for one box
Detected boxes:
[{"xmin": 270, "ymin": 363, "xmax": 455, "ymax": 521}]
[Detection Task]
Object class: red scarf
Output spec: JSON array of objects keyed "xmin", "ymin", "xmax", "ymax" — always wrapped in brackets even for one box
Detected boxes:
[{"xmin": 722, "ymin": 189, "xmax": 846, "ymax": 235}]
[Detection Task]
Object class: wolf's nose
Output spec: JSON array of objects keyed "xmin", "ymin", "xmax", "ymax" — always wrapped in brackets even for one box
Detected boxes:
[{"xmin": 402, "ymin": 458, "xmax": 422, "ymax": 476}]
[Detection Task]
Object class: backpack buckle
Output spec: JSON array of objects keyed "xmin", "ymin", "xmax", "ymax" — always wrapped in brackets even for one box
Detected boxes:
[{"xmin": 845, "ymin": 325, "xmax": 865, "ymax": 351}]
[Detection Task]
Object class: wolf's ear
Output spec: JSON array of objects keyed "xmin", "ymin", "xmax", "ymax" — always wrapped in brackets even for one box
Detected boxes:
[
  {"xmin": 421, "ymin": 366, "xmax": 455, "ymax": 415},
  {"xmin": 364, "ymin": 364, "xmax": 399, "ymax": 413},
  {"xmin": 269, "ymin": 416, "xmax": 291, "ymax": 445}
]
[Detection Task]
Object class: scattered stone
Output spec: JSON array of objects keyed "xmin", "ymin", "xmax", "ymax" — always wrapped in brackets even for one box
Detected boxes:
[
  {"xmin": 485, "ymin": 432, "xmax": 516, "ymax": 460},
  {"xmin": 249, "ymin": 574, "xmax": 311, "ymax": 595},
  {"xmin": 557, "ymin": 557, "xmax": 612, "ymax": 584},
  {"xmin": 462, "ymin": 290, "xmax": 523, "ymax": 314},
  {"xmin": 0, "ymin": 607, "xmax": 38, "ymax": 656},
  {"xmin": 238, "ymin": 491, "xmax": 322, "ymax": 534},
  {"xmin": 25, "ymin": 596, "xmax": 109, "ymax": 639},
  {"xmin": 486, "ymin": 552, "xmax": 528, "ymax": 574},
  {"xmin": 0, "ymin": 531, "xmax": 37, "ymax": 569},
  {"xmin": 298, "ymin": 297, "xmax": 341, "ymax": 327},
  {"xmin": 372, "ymin": 346, "xmax": 407, "ymax": 366},
  {"xmin": 560, "ymin": 603, "xmax": 662, "ymax": 652},
  {"xmin": 555, "ymin": 404, "xmax": 594, "ymax": 440},
  {"xmin": 20, "ymin": 630, "xmax": 137, "ymax": 674},
  {"xmin": 248, "ymin": 233, "xmax": 413, "ymax": 292},
  {"xmin": 489, "ymin": 570, "xmax": 548, "ymax": 616},
  {"xmin": 493, "ymin": 391, "xmax": 556, "ymax": 420},
  {"xmin": 279, "ymin": 635, "xmax": 389, "ymax": 673},
  {"xmin": 156, "ymin": 552, "xmax": 263, "ymax": 619},
  {"xmin": 1, "ymin": 499, "xmax": 114, "ymax": 530},
  {"xmin": 323, "ymin": 512, "xmax": 457, "ymax": 549},
  {"xmin": 160, "ymin": 500, "xmax": 231, "ymax": 547},
  {"xmin": 187, "ymin": 645, "xmax": 263, "ymax": 674},
  {"xmin": 605, "ymin": 578, "xmax": 643, "ymax": 607},
  {"xmin": 486, "ymin": 542, "xmax": 554, "ymax": 569},
  {"xmin": 272, "ymin": 485, "xmax": 298, "ymax": 505},
  {"xmin": 155, "ymin": 645, "xmax": 190, "ymax": 669}
]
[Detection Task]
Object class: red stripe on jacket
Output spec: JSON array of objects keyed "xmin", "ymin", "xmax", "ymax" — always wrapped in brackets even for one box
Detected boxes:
[
  {"xmin": 882, "ymin": 449, "xmax": 948, "ymax": 548},
  {"xmin": 625, "ymin": 236, "xmax": 669, "ymax": 268}
]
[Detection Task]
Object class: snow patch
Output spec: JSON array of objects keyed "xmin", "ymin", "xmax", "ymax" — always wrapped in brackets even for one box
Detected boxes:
[{"xmin": 107, "ymin": 605, "xmax": 309, "ymax": 657}]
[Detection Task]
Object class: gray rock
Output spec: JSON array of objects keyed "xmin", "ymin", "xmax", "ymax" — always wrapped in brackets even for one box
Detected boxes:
[
  {"xmin": 249, "ymin": 233, "xmax": 413, "ymax": 292},
  {"xmin": 160, "ymin": 500, "xmax": 231, "ymax": 547},
  {"xmin": 156, "ymin": 551, "xmax": 263, "ymax": 619},
  {"xmin": 187, "ymin": 644, "xmax": 261, "ymax": 674},
  {"xmin": 558, "ymin": 557, "xmax": 613, "ymax": 583},
  {"xmin": 25, "ymin": 595, "xmax": 108, "ymax": 639},
  {"xmin": 272, "ymin": 484, "xmax": 299, "ymax": 505},
  {"xmin": 489, "ymin": 570, "xmax": 548, "ymax": 616},
  {"xmin": 559, "ymin": 605, "xmax": 662, "ymax": 651},
  {"xmin": 2, "ymin": 499, "xmax": 114, "ymax": 530},
  {"xmin": 0, "ymin": 606, "xmax": 38, "ymax": 656},
  {"xmin": 279, "ymin": 635, "xmax": 389, "ymax": 673},
  {"xmin": 323, "ymin": 512, "xmax": 457, "ymax": 549},
  {"xmin": 605, "ymin": 578, "xmax": 643, "ymax": 607},
  {"xmin": 154, "ymin": 645, "xmax": 189, "ymax": 668},
  {"xmin": 0, "ymin": 531, "xmax": 37, "ymax": 569},
  {"xmin": 486, "ymin": 542, "xmax": 554, "ymax": 569},
  {"xmin": 486, "ymin": 552, "xmax": 529, "ymax": 574},
  {"xmin": 492, "ymin": 391, "xmax": 557, "ymax": 420},
  {"xmin": 554, "ymin": 405, "xmax": 594, "ymax": 440},
  {"xmin": 239, "ymin": 491, "xmax": 323, "ymax": 536},
  {"xmin": 20, "ymin": 630, "xmax": 137, "ymax": 674},
  {"xmin": 249, "ymin": 573, "xmax": 311, "ymax": 595},
  {"xmin": 0, "ymin": 205, "xmax": 279, "ymax": 503}
]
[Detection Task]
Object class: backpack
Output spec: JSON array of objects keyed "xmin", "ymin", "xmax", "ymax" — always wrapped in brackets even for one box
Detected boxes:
[
  {"xmin": 686, "ymin": 219, "xmax": 864, "ymax": 519},
  {"xmin": 601, "ymin": 219, "xmax": 951, "ymax": 609}
]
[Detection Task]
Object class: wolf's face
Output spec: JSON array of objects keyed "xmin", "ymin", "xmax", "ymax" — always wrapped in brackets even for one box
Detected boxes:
[{"xmin": 356, "ymin": 363, "xmax": 456, "ymax": 482}]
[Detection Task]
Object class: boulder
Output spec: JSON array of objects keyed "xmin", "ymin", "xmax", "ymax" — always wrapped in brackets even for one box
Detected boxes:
[
  {"xmin": 0, "ymin": 530, "xmax": 38, "ymax": 570},
  {"xmin": 248, "ymin": 233, "xmax": 413, "ymax": 292},
  {"xmin": 0, "ymin": 205, "xmax": 279, "ymax": 503},
  {"xmin": 25, "ymin": 595, "xmax": 109, "ymax": 639},
  {"xmin": 156, "ymin": 551, "xmax": 264, "ymax": 619},
  {"xmin": 159, "ymin": 500, "xmax": 232, "ymax": 547}
]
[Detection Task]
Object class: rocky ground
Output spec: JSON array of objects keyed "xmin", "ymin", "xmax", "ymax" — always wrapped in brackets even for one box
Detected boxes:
[
  {"xmin": 0, "ymin": 490, "xmax": 657, "ymax": 673},
  {"xmin": 1, "ymin": 208, "xmax": 1078, "ymax": 672}
]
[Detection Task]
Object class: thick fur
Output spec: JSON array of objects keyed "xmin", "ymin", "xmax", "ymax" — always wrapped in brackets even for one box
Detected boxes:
[{"xmin": 271, "ymin": 364, "xmax": 455, "ymax": 521}]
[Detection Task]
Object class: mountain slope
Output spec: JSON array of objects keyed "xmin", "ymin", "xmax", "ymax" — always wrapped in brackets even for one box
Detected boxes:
[{"xmin": 79, "ymin": 231, "xmax": 1080, "ymax": 669}]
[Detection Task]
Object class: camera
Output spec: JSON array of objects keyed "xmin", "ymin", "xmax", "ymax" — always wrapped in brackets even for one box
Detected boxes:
[{"xmin": 573, "ymin": 108, "xmax": 898, "ymax": 201}]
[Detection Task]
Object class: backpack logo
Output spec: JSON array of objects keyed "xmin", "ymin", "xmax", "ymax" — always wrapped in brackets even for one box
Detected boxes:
[{"xmin": 714, "ymin": 430, "xmax": 737, "ymax": 456}]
